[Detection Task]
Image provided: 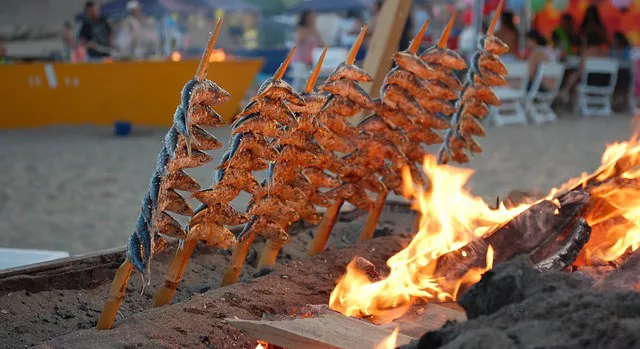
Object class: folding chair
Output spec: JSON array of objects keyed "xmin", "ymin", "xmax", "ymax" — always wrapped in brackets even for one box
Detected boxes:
[
  {"xmin": 575, "ymin": 58, "xmax": 619, "ymax": 117},
  {"xmin": 525, "ymin": 62, "xmax": 565, "ymax": 124},
  {"xmin": 490, "ymin": 62, "xmax": 529, "ymax": 126}
]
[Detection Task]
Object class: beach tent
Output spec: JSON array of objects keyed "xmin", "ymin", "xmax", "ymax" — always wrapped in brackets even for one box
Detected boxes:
[{"xmin": 288, "ymin": 0, "xmax": 370, "ymax": 13}]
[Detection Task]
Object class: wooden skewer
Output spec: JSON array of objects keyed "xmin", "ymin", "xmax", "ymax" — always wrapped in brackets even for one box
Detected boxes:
[
  {"xmin": 308, "ymin": 198, "xmax": 345, "ymax": 256},
  {"xmin": 274, "ymin": 47, "xmax": 297, "ymax": 80},
  {"xmin": 358, "ymin": 191, "xmax": 388, "ymax": 241},
  {"xmin": 408, "ymin": 20, "xmax": 429, "ymax": 54},
  {"xmin": 151, "ymin": 238, "xmax": 198, "ymax": 307},
  {"xmin": 96, "ymin": 260, "xmax": 134, "ymax": 329},
  {"xmin": 304, "ymin": 46, "xmax": 327, "ymax": 93},
  {"xmin": 220, "ymin": 235, "xmax": 256, "ymax": 286},
  {"xmin": 347, "ymin": 24, "xmax": 368, "ymax": 65},
  {"xmin": 196, "ymin": 18, "xmax": 223, "ymax": 82},
  {"xmin": 257, "ymin": 239, "xmax": 283, "ymax": 272},
  {"xmin": 142, "ymin": 21, "xmax": 224, "ymax": 309},
  {"xmin": 488, "ymin": 0, "xmax": 504, "ymax": 36},
  {"xmin": 438, "ymin": 10, "xmax": 457, "ymax": 49}
]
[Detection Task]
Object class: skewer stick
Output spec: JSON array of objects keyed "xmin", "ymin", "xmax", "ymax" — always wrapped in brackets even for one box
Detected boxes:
[
  {"xmin": 96, "ymin": 260, "xmax": 134, "ymax": 329},
  {"xmin": 151, "ymin": 238, "xmax": 198, "ymax": 307},
  {"xmin": 221, "ymin": 235, "xmax": 256, "ymax": 286},
  {"xmin": 308, "ymin": 198, "xmax": 345, "ymax": 256},
  {"xmin": 488, "ymin": 0, "xmax": 504, "ymax": 36},
  {"xmin": 257, "ymin": 239, "xmax": 283, "ymax": 272},
  {"xmin": 408, "ymin": 20, "xmax": 429, "ymax": 54},
  {"xmin": 196, "ymin": 18, "xmax": 223, "ymax": 82},
  {"xmin": 146, "ymin": 22, "xmax": 224, "ymax": 308},
  {"xmin": 358, "ymin": 191, "xmax": 388, "ymax": 241},
  {"xmin": 438, "ymin": 11, "xmax": 457, "ymax": 49},
  {"xmin": 347, "ymin": 24, "xmax": 368, "ymax": 65},
  {"xmin": 274, "ymin": 47, "xmax": 297, "ymax": 80},
  {"xmin": 305, "ymin": 46, "xmax": 328, "ymax": 93}
]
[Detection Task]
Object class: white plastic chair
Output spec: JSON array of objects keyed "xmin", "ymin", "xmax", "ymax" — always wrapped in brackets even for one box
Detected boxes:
[
  {"xmin": 490, "ymin": 62, "xmax": 529, "ymax": 126},
  {"xmin": 575, "ymin": 58, "xmax": 619, "ymax": 117},
  {"xmin": 525, "ymin": 62, "xmax": 565, "ymax": 124}
]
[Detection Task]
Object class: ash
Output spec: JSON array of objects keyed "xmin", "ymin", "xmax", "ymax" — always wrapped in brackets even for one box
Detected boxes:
[{"xmin": 400, "ymin": 256, "xmax": 640, "ymax": 349}]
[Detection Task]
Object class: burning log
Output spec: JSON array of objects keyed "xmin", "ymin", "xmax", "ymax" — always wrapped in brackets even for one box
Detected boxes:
[
  {"xmin": 529, "ymin": 217, "xmax": 592, "ymax": 271},
  {"xmin": 97, "ymin": 21, "xmax": 228, "ymax": 329},
  {"xmin": 432, "ymin": 190, "xmax": 590, "ymax": 292}
]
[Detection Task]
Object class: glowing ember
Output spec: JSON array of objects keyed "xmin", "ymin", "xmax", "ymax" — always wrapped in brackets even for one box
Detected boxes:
[
  {"xmin": 209, "ymin": 48, "xmax": 227, "ymax": 62},
  {"xmin": 254, "ymin": 340, "xmax": 268, "ymax": 349},
  {"xmin": 331, "ymin": 121, "xmax": 640, "ymax": 324},
  {"xmin": 329, "ymin": 155, "xmax": 529, "ymax": 324},
  {"xmin": 170, "ymin": 51, "xmax": 182, "ymax": 62},
  {"xmin": 373, "ymin": 327, "xmax": 399, "ymax": 349}
]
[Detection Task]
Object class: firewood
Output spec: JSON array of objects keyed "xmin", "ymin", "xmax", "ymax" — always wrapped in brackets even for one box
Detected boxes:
[
  {"xmin": 432, "ymin": 190, "xmax": 590, "ymax": 290},
  {"xmin": 227, "ymin": 307, "xmax": 415, "ymax": 349},
  {"xmin": 530, "ymin": 217, "xmax": 592, "ymax": 271}
]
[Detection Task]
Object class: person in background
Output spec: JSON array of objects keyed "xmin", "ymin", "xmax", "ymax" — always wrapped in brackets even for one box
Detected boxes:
[
  {"xmin": 579, "ymin": 5, "xmax": 609, "ymax": 46},
  {"xmin": 62, "ymin": 21, "xmax": 74, "ymax": 61},
  {"xmin": 552, "ymin": 14, "xmax": 581, "ymax": 57},
  {"xmin": 558, "ymin": 30, "xmax": 609, "ymax": 102},
  {"xmin": 292, "ymin": 10, "xmax": 325, "ymax": 67},
  {"xmin": 495, "ymin": 10, "xmax": 520, "ymax": 60},
  {"xmin": 610, "ymin": 32, "xmax": 632, "ymax": 109},
  {"xmin": 123, "ymin": 1, "xmax": 159, "ymax": 59},
  {"xmin": 525, "ymin": 30, "xmax": 557, "ymax": 92},
  {"xmin": 79, "ymin": 1, "xmax": 113, "ymax": 60},
  {"xmin": 0, "ymin": 39, "xmax": 7, "ymax": 64}
]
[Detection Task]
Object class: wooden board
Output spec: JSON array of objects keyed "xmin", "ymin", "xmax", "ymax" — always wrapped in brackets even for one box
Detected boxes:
[
  {"xmin": 227, "ymin": 304, "xmax": 466, "ymax": 349},
  {"xmin": 353, "ymin": 0, "xmax": 413, "ymax": 123}
]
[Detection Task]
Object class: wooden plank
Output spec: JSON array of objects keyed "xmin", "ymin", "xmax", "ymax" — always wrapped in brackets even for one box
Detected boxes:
[
  {"xmin": 227, "ymin": 310, "xmax": 415, "ymax": 349},
  {"xmin": 380, "ymin": 303, "xmax": 467, "ymax": 338},
  {"xmin": 353, "ymin": 0, "xmax": 413, "ymax": 123}
]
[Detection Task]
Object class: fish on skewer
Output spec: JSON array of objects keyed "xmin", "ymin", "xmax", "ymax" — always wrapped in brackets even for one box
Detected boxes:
[
  {"xmin": 98, "ymin": 20, "xmax": 228, "ymax": 329},
  {"xmin": 438, "ymin": 1, "xmax": 509, "ymax": 165}
]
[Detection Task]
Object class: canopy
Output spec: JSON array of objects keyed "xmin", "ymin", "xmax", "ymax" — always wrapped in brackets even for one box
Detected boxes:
[
  {"xmin": 288, "ymin": 0, "xmax": 369, "ymax": 13},
  {"xmin": 76, "ymin": 0, "xmax": 257, "ymax": 20}
]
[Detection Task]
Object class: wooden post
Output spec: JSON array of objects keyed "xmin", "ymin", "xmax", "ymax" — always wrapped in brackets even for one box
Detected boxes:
[
  {"xmin": 257, "ymin": 240, "xmax": 282, "ymax": 272},
  {"xmin": 353, "ymin": 0, "xmax": 413, "ymax": 123}
]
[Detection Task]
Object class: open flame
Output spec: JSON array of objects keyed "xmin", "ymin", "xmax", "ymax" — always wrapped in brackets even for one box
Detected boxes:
[
  {"xmin": 254, "ymin": 340, "xmax": 269, "ymax": 349},
  {"xmin": 331, "ymin": 121, "xmax": 640, "ymax": 324},
  {"xmin": 373, "ymin": 327, "xmax": 399, "ymax": 349},
  {"xmin": 329, "ymin": 155, "xmax": 529, "ymax": 324}
]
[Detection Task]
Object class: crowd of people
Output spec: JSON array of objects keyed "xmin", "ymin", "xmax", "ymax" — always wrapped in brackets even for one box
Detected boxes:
[
  {"xmin": 493, "ymin": 5, "xmax": 635, "ymax": 109},
  {"xmin": 63, "ymin": 1, "xmax": 163, "ymax": 62}
]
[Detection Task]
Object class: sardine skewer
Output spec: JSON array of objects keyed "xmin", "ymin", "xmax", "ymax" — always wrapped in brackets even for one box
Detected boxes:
[
  {"xmin": 219, "ymin": 48, "xmax": 302, "ymax": 286},
  {"xmin": 307, "ymin": 26, "xmax": 373, "ymax": 256},
  {"xmin": 97, "ymin": 20, "xmax": 225, "ymax": 329}
]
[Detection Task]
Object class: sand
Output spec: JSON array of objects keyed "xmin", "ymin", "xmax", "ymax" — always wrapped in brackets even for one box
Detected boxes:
[{"xmin": 0, "ymin": 113, "xmax": 636, "ymax": 255}]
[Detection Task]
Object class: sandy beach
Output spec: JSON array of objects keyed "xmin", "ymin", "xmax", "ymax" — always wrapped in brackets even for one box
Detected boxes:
[{"xmin": 0, "ymin": 114, "xmax": 636, "ymax": 255}]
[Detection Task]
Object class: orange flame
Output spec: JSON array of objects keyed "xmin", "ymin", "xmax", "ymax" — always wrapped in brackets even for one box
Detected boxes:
[
  {"xmin": 331, "ymin": 120, "xmax": 640, "ymax": 324},
  {"xmin": 329, "ymin": 155, "xmax": 529, "ymax": 324},
  {"xmin": 373, "ymin": 327, "xmax": 399, "ymax": 349},
  {"xmin": 254, "ymin": 340, "xmax": 268, "ymax": 349}
]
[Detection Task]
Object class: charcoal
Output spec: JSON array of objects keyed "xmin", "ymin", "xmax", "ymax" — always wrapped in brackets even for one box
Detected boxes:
[{"xmin": 398, "ymin": 256, "xmax": 640, "ymax": 349}]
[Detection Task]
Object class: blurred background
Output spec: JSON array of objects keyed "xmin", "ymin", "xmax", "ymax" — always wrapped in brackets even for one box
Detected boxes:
[{"xmin": 0, "ymin": 0, "xmax": 639, "ymax": 266}]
